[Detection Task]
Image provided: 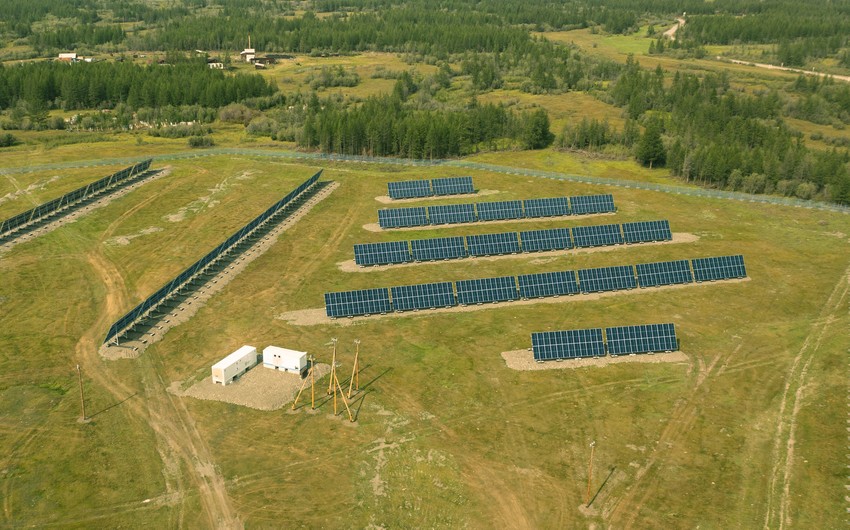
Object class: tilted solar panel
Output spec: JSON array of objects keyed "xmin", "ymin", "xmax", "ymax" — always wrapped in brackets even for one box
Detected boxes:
[
  {"xmin": 691, "ymin": 255, "xmax": 747, "ymax": 282},
  {"xmin": 428, "ymin": 203, "xmax": 476, "ymax": 225},
  {"xmin": 635, "ymin": 259, "xmax": 693, "ymax": 288},
  {"xmin": 572, "ymin": 223, "xmax": 624, "ymax": 248},
  {"xmin": 578, "ymin": 265, "xmax": 636, "ymax": 293},
  {"xmin": 569, "ymin": 194, "xmax": 616, "ymax": 215},
  {"xmin": 388, "ymin": 179, "xmax": 432, "ymax": 199},
  {"xmin": 324, "ymin": 288, "xmax": 392, "ymax": 318},
  {"xmin": 519, "ymin": 228, "xmax": 573, "ymax": 252},
  {"xmin": 475, "ymin": 200, "xmax": 524, "ymax": 221},
  {"xmin": 605, "ymin": 323, "xmax": 678, "ymax": 356},
  {"xmin": 410, "ymin": 236, "xmax": 468, "ymax": 261},
  {"xmin": 455, "ymin": 276, "xmax": 518, "ymax": 305},
  {"xmin": 353, "ymin": 241, "xmax": 412, "ymax": 266},
  {"xmin": 466, "ymin": 232, "xmax": 521, "ymax": 256},
  {"xmin": 377, "ymin": 207, "xmax": 429, "ymax": 229},
  {"xmin": 523, "ymin": 197, "xmax": 570, "ymax": 218},
  {"xmin": 390, "ymin": 282, "xmax": 456, "ymax": 311},
  {"xmin": 531, "ymin": 328, "xmax": 606, "ymax": 361},
  {"xmin": 622, "ymin": 220, "xmax": 673, "ymax": 244},
  {"xmin": 432, "ymin": 176, "xmax": 474, "ymax": 196},
  {"xmin": 517, "ymin": 271, "xmax": 579, "ymax": 299}
]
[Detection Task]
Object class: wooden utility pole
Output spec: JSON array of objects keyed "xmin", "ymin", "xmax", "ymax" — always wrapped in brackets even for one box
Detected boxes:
[
  {"xmin": 310, "ymin": 355, "xmax": 315, "ymax": 409},
  {"xmin": 334, "ymin": 371, "xmax": 354, "ymax": 422},
  {"xmin": 347, "ymin": 339, "xmax": 360, "ymax": 398},
  {"xmin": 327, "ymin": 338, "xmax": 337, "ymax": 396},
  {"xmin": 76, "ymin": 364, "xmax": 86, "ymax": 421},
  {"xmin": 585, "ymin": 441, "xmax": 596, "ymax": 506}
]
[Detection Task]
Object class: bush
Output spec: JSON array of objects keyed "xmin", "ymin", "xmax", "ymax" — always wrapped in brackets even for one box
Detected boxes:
[
  {"xmin": 188, "ymin": 135, "xmax": 214, "ymax": 148},
  {"xmin": 149, "ymin": 124, "xmax": 212, "ymax": 138},
  {"xmin": 0, "ymin": 133, "xmax": 19, "ymax": 147}
]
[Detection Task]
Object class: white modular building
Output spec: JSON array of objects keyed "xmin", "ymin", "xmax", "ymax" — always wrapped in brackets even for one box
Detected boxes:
[
  {"xmin": 263, "ymin": 346, "xmax": 307, "ymax": 375},
  {"xmin": 211, "ymin": 345, "xmax": 258, "ymax": 385}
]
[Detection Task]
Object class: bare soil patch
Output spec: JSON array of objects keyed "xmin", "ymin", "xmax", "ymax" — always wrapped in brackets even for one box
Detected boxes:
[
  {"xmin": 338, "ymin": 232, "xmax": 699, "ymax": 272},
  {"xmin": 362, "ymin": 211, "xmax": 615, "ymax": 233},
  {"xmin": 170, "ymin": 363, "xmax": 331, "ymax": 411},
  {"xmin": 500, "ymin": 349, "xmax": 689, "ymax": 371},
  {"xmin": 373, "ymin": 189, "xmax": 499, "ymax": 204}
]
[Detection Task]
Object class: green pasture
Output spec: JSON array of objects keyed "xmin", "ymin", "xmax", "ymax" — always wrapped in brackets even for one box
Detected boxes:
[{"xmin": 1, "ymin": 148, "xmax": 848, "ymax": 527}]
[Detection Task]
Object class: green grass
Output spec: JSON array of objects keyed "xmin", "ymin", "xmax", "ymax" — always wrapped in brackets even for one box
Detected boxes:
[{"xmin": 1, "ymin": 147, "xmax": 848, "ymax": 527}]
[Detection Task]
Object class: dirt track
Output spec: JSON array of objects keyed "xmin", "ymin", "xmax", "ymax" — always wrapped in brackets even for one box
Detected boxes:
[{"xmin": 501, "ymin": 349, "xmax": 688, "ymax": 371}]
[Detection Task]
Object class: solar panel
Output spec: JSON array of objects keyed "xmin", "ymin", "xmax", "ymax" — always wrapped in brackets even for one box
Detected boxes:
[
  {"xmin": 475, "ymin": 200, "xmax": 524, "ymax": 221},
  {"xmin": 466, "ymin": 232, "xmax": 521, "ymax": 256},
  {"xmin": 428, "ymin": 204, "xmax": 476, "ymax": 225},
  {"xmin": 605, "ymin": 323, "xmax": 678, "ymax": 356},
  {"xmin": 635, "ymin": 259, "xmax": 693, "ymax": 288},
  {"xmin": 622, "ymin": 220, "xmax": 672, "ymax": 244},
  {"xmin": 517, "ymin": 271, "xmax": 579, "ymax": 299},
  {"xmin": 324, "ymin": 288, "xmax": 392, "ymax": 318},
  {"xmin": 519, "ymin": 228, "xmax": 573, "ymax": 252},
  {"xmin": 410, "ymin": 236, "xmax": 468, "ymax": 261},
  {"xmin": 388, "ymin": 179, "xmax": 432, "ymax": 199},
  {"xmin": 531, "ymin": 328, "xmax": 606, "ymax": 361},
  {"xmin": 523, "ymin": 197, "xmax": 570, "ymax": 218},
  {"xmin": 455, "ymin": 276, "xmax": 518, "ymax": 305},
  {"xmin": 353, "ymin": 241, "xmax": 412, "ymax": 266},
  {"xmin": 691, "ymin": 255, "xmax": 747, "ymax": 282},
  {"xmin": 578, "ymin": 265, "xmax": 636, "ymax": 293},
  {"xmin": 432, "ymin": 176, "xmax": 474, "ymax": 196},
  {"xmin": 390, "ymin": 282, "xmax": 456, "ymax": 311},
  {"xmin": 377, "ymin": 207, "xmax": 429, "ymax": 229},
  {"xmin": 572, "ymin": 223, "xmax": 624, "ymax": 248},
  {"xmin": 569, "ymin": 194, "xmax": 616, "ymax": 215}
]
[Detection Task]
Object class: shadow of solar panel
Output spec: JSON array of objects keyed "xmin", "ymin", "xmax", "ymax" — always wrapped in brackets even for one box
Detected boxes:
[
  {"xmin": 518, "ymin": 271, "xmax": 579, "ymax": 299},
  {"xmin": 622, "ymin": 220, "xmax": 672, "ymax": 244},
  {"xmin": 572, "ymin": 223, "xmax": 624, "ymax": 248},
  {"xmin": 569, "ymin": 194, "xmax": 616, "ymax": 215},
  {"xmin": 523, "ymin": 197, "xmax": 570, "ymax": 218},
  {"xmin": 353, "ymin": 241, "xmax": 412, "ymax": 266},
  {"xmin": 635, "ymin": 259, "xmax": 693, "ymax": 288},
  {"xmin": 410, "ymin": 236, "xmax": 468, "ymax": 261},
  {"xmin": 388, "ymin": 179, "xmax": 432, "ymax": 199},
  {"xmin": 519, "ymin": 228, "xmax": 573, "ymax": 252},
  {"xmin": 605, "ymin": 323, "xmax": 678, "ymax": 356},
  {"xmin": 466, "ymin": 232, "xmax": 520, "ymax": 256},
  {"xmin": 475, "ymin": 200, "xmax": 524, "ymax": 221},
  {"xmin": 428, "ymin": 203, "xmax": 476, "ymax": 225},
  {"xmin": 455, "ymin": 276, "xmax": 518, "ymax": 305},
  {"xmin": 324, "ymin": 288, "xmax": 392, "ymax": 318},
  {"xmin": 531, "ymin": 328, "xmax": 605, "ymax": 361},
  {"xmin": 578, "ymin": 265, "xmax": 636, "ymax": 293},
  {"xmin": 691, "ymin": 255, "xmax": 747, "ymax": 282},
  {"xmin": 432, "ymin": 176, "xmax": 474, "ymax": 195},
  {"xmin": 390, "ymin": 282, "xmax": 456, "ymax": 311},
  {"xmin": 377, "ymin": 207, "xmax": 429, "ymax": 228}
]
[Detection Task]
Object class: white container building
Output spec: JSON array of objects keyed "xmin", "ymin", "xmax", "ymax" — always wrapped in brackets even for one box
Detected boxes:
[
  {"xmin": 263, "ymin": 346, "xmax": 307, "ymax": 375},
  {"xmin": 211, "ymin": 345, "xmax": 258, "ymax": 385}
]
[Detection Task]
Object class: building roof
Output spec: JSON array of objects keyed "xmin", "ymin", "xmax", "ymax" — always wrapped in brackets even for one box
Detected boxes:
[
  {"xmin": 240, "ymin": 48, "xmax": 256, "ymax": 55},
  {"xmin": 263, "ymin": 345, "xmax": 306, "ymax": 359},
  {"xmin": 58, "ymin": 53, "xmax": 77, "ymax": 59},
  {"xmin": 212, "ymin": 345, "xmax": 257, "ymax": 369}
]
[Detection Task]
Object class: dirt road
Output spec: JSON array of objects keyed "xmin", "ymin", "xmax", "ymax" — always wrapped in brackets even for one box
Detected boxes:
[
  {"xmin": 724, "ymin": 58, "xmax": 850, "ymax": 83},
  {"xmin": 663, "ymin": 17, "xmax": 686, "ymax": 41}
]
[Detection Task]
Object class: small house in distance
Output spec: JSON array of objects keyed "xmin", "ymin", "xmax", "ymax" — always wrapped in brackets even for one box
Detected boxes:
[
  {"xmin": 263, "ymin": 346, "xmax": 307, "ymax": 375},
  {"xmin": 57, "ymin": 53, "xmax": 77, "ymax": 63},
  {"xmin": 211, "ymin": 345, "xmax": 258, "ymax": 385}
]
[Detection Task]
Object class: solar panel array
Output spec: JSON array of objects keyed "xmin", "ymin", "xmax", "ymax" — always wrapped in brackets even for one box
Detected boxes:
[
  {"xmin": 104, "ymin": 170, "xmax": 323, "ymax": 343},
  {"xmin": 355, "ymin": 220, "xmax": 668, "ymax": 265},
  {"xmin": 578, "ymin": 265, "xmax": 638, "ymax": 293},
  {"xmin": 390, "ymin": 282, "xmax": 456, "ymax": 311},
  {"xmin": 531, "ymin": 322, "xmax": 679, "ymax": 361},
  {"xmin": 456, "ymin": 276, "xmax": 518, "ymax": 305},
  {"xmin": 518, "ymin": 271, "xmax": 579, "ymax": 298},
  {"xmin": 691, "ymin": 255, "xmax": 747, "ymax": 282},
  {"xmin": 622, "ymin": 220, "xmax": 673, "ymax": 244},
  {"xmin": 325, "ymin": 288, "xmax": 392, "ymax": 317},
  {"xmin": 1, "ymin": 160, "xmax": 153, "ymax": 238},
  {"xmin": 387, "ymin": 177, "xmax": 475, "ymax": 199},
  {"xmin": 377, "ymin": 193, "xmax": 617, "ymax": 229},
  {"xmin": 635, "ymin": 259, "xmax": 693, "ymax": 288}
]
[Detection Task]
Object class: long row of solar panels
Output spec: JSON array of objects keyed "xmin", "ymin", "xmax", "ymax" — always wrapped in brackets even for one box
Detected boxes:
[
  {"xmin": 1, "ymin": 160, "xmax": 153, "ymax": 238},
  {"xmin": 354, "ymin": 220, "xmax": 672, "ymax": 266},
  {"xmin": 388, "ymin": 176, "xmax": 475, "ymax": 199},
  {"xmin": 377, "ymin": 194, "xmax": 616, "ymax": 228},
  {"xmin": 104, "ymin": 170, "xmax": 323, "ymax": 344},
  {"xmin": 325, "ymin": 255, "xmax": 747, "ymax": 317},
  {"xmin": 531, "ymin": 323, "xmax": 678, "ymax": 361}
]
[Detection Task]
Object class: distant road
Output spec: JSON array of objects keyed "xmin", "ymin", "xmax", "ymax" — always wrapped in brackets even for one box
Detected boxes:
[
  {"xmin": 663, "ymin": 17, "xmax": 686, "ymax": 41},
  {"xmin": 722, "ymin": 58, "xmax": 850, "ymax": 83}
]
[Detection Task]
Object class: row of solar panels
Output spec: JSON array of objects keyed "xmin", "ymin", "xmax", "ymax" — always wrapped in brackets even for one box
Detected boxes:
[
  {"xmin": 388, "ymin": 176, "xmax": 474, "ymax": 199},
  {"xmin": 354, "ymin": 220, "xmax": 672, "ymax": 266},
  {"xmin": 104, "ymin": 170, "xmax": 323, "ymax": 343},
  {"xmin": 1, "ymin": 160, "xmax": 153, "ymax": 237},
  {"xmin": 324, "ymin": 255, "xmax": 747, "ymax": 317},
  {"xmin": 378, "ymin": 194, "xmax": 615, "ymax": 229},
  {"xmin": 531, "ymin": 323, "xmax": 678, "ymax": 361}
]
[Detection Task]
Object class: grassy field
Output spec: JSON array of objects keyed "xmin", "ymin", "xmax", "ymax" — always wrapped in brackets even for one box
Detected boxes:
[{"xmin": 1, "ymin": 145, "xmax": 848, "ymax": 527}]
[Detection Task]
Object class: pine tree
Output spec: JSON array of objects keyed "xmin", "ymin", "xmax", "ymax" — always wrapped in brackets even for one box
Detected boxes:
[{"xmin": 636, "ymin": 120, "xmax": 666, "ymax": 168}]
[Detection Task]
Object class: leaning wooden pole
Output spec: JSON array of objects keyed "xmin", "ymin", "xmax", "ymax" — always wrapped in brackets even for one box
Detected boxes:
[
  {"xmin": 291, "ymin": 364, "xmax": 312, "ymax": 410},
  {"xmin": 348, "ymin": 339, "xmax": 360, "ymax": 398},
  {"xmin": 334, "ymin": 371, "xmax": 355, "ymax": 422},
  {"xmin": 310, "ymin": 356, "xmax": 315, "ymax": 410},
  {"xmin": 327, "ymin": 339, "xmax": 337, "ymax": 395}
]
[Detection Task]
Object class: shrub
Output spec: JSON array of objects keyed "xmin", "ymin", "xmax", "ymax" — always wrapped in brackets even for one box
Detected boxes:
[
  {"xmin": 0, "ymin": 133, "xmax": 19, "ymax": 147},
  {"xmin": 188, "ymin": 135, "xmax": 214, "ymax": 148}
]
